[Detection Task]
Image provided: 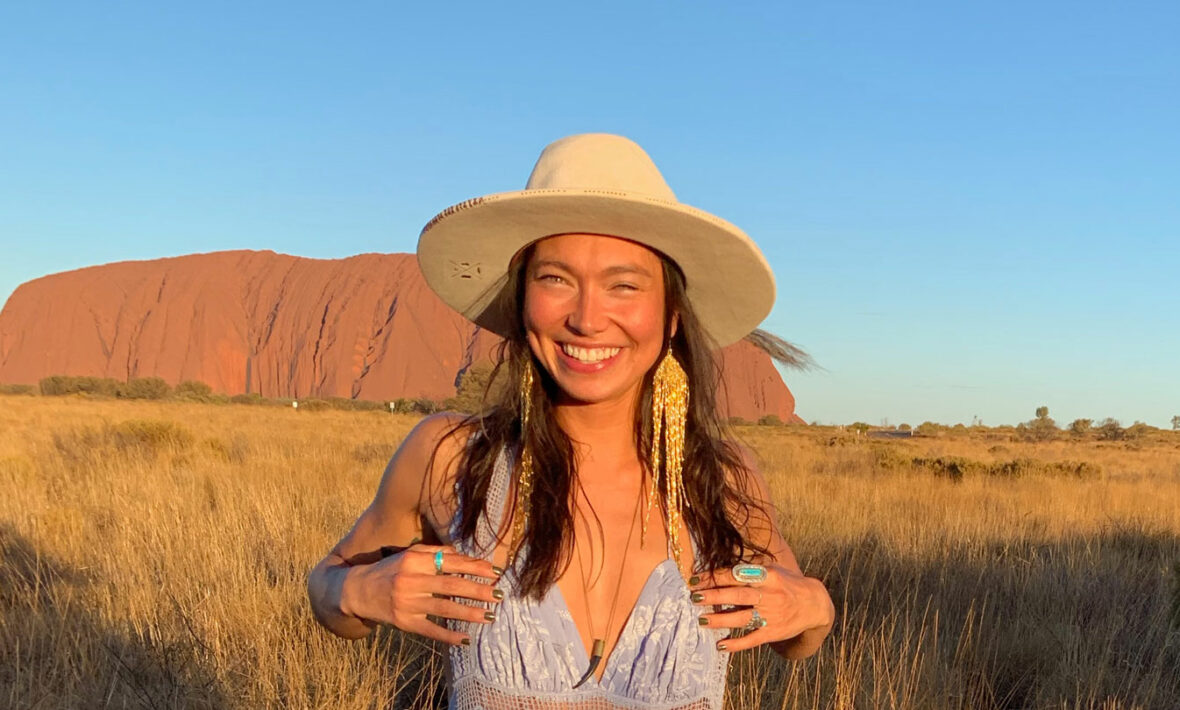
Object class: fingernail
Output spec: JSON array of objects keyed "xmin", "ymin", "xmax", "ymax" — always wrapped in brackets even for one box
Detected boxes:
[
  {"xmin": 690, "ymin": 592, "xmax": 704, "ymax": 603},
  {"xmin": 688, "ymin": 576, "xmax": 701, "ymax": 586},
  {"xmin": 483, "ymin": 611, "xmax": 496, "ymax": 622},
  {"xmin": 716, "ymin": 641, "xmax": 727, "ymax": 651},
  {"xmin": 698, "ymin": 616, "xmax": 709, "ymax": 627},
  {"xmin": 492, "ymin": 565, "xmax": 505, "ymax": 576},
  {"xmin": 492, "ymin": 588, "xmax": 504, "ymax": 601},
  {"xmin": 460, "ymin": 637, "xmax": 471, "ymax": 646}
]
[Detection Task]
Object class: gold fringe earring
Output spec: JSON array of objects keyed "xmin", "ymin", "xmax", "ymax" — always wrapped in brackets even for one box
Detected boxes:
[
  {"xmin": 511, "ymin": 359, "xmax": 536, "ymax": 550},
  {"xmin": 642, "ymin": 349, "xmax": 689, "ymax": 572}
]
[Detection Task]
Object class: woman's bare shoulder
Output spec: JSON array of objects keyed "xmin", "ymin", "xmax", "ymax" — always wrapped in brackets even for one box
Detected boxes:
[{"xmin": 389, "ymin": 412, "xmax": 478, "ymax": 492}]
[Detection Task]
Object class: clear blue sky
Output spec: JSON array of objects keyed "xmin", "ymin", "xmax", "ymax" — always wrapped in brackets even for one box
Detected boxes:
[{"xmin": 1, "ymin": 1, "xmax": 1176, "ymax": 427}]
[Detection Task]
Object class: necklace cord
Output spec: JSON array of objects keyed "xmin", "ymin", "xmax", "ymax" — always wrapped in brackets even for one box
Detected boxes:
[{"xmin": 571, "ymin": 484, "xmax": 644, "ymax": 688}]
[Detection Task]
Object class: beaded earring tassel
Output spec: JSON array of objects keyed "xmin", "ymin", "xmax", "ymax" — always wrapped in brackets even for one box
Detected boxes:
[
  {"xmin": 642, "ymin": 350, "xmax": 689, "ymax": 571},
  {"xmin": 511, "ymin": 361, "xmax": 535, "ymax": 550}
]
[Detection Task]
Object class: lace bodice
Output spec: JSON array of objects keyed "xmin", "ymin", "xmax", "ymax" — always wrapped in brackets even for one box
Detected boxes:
[{"xmin": 445, "ymin": 446, "xmax": 729, "ymax": 709}]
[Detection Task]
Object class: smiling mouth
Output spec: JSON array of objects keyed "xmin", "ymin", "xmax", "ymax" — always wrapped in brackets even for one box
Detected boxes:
[{"xmin": 559, "ymin": 343, "xmax": 621, "ymax": 364}]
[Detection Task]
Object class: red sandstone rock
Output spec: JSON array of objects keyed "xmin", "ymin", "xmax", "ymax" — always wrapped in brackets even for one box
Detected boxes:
[{"xmin": 0, "ymin": 250, "xmax": 801, "ymax": 422}]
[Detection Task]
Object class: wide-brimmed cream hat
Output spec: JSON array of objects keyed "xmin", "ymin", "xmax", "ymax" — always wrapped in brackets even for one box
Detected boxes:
[{"xmin": 416, "ymin": 133, "xmax": 775, "ymax": 347}]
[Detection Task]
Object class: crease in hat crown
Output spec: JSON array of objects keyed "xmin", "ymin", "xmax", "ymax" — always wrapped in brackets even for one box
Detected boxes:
[
  {"xmin": 524, "ymin": 133, "xmax": 678, "ymax": 200},
  {"xmin": 415, "ymin": 132, "xmax": 776, "ymax": 348}
]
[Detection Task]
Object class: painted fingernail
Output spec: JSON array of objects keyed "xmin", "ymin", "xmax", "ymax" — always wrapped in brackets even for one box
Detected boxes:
[
  {"xmin": 483, "ymin": 611, "xmax": 496, "ymax": 622},
  {"xmin": 716, "ymin": 641, "xmax": 728, "ymax": 651},
  {"xmin": 690, "ymin": 592, "xmax": 705, "ymax": 603},
  {"xmin": 492, "ymin": 565, "xmax": 505, "ymax": 576},
  {"xmin": 491, "ymin": 588, "xmax": 504, "ymax": 601},
  {"xmin": 410, "ymin": 536, "xmax": 422, "ymax": 545},
  {"xmin": 688, "ymin": 576, "xmax": 701, "ymax": 586},
  {"xmin": 698, "ymin": 616, "xmax": 709, "ymax": 627},
  {"xmin": 460, "ymin": 637, "xmax": 471, "ymax": 646}
]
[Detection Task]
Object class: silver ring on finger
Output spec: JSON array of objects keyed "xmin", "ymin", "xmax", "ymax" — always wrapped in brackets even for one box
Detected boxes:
[
  {"xmin": 731, "ymin": 563, "xmax": 767, "ymax": 585},
  {"xmin": 434, "ymin": 549, "xmax": 445, "ymax": 575},
  {"xmin": 744, "ymin": 608, "xmax": 767, "ymax": 631}
]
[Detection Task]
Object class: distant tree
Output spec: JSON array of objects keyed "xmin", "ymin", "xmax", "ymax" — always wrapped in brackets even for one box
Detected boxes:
[
  {"xmin": 1026, "ymin": 406, "xmax": 1058, "ymax": 441},
  {"xmin": 898, "ymin": 423, "xmax": 911, "ymax": 431},
  {"xmin": 444, "ymin": 363, "xmax": 502, "ymax": 414},
  {"xmin": 1096, "ymin": 418, "xmax": 1124, "ymax": 441},
  {"xmin": 758, "ymin": 414, "xmax": 784, "ymax": 426},
  {"xmin": 1069, "ymin": 418, "xmax": 1093, "ymax": 437},
  {"xmin": 915, "ymin": 421, "xmax": 942, "ymax": 437},
  {"xmin": 849, "ymin": 422, "xmax": 871, "ymax": 435},
  {"xmin": 1172, "ymin": 415, "xmax": 1180, "ymax": 431},
  {"xmin": 1125, "ymin": 421, "xmax": 1155, "ymax": 440}
]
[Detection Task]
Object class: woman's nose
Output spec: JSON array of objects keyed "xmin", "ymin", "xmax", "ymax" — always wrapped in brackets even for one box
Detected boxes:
[{"xmin": 566, "ymin": 287, "xmax": 608, "ymax": 335}]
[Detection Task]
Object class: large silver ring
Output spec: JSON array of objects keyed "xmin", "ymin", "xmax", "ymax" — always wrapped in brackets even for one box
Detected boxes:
[
  {"xmin": 744, "ymin": 608, "xmax": 767, "ymax": 631},
  {"xmin": 434, "ymin": 549, "xmax": 445, "ymax": 575},
  {"xmin": 731, "ymin": 563, "xmax": 767, "ymax": 585}
]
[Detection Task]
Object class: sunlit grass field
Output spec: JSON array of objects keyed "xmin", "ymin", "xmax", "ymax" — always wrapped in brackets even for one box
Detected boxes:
[{"xmin": 1, "ymin": 395, "xmax": 1178, "ymax": 709}]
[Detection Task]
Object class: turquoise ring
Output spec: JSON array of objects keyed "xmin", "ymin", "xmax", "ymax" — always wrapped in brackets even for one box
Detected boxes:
[
  {"xmin": 434, "ymin": 549, "xmax": 445, "ymax": 575},
  {"xmin": 731, "ymin": 563, "xmax": 766, "ymax": 585}
]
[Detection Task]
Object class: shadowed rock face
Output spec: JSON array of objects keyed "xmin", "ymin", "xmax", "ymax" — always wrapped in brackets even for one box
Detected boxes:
[{"xmin": 0, "ymin": 250, "xmax": 802, "ymax": 422}]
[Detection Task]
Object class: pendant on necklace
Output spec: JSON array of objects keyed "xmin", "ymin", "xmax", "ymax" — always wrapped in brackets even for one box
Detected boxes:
[{"xmin": 572, "ymin": 638, "xmax": 605, "ymax": 688}]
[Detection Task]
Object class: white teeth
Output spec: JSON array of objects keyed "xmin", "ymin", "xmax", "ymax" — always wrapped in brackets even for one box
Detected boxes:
[{"xmin": 560, "ymin": 344, "xmax": 621, "ymax": 363}]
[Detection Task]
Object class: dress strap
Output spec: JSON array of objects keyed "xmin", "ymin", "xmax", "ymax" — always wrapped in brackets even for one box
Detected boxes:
[{"xmin": 451, "ymin": 441, "xmax": 513, "ymax": 559}]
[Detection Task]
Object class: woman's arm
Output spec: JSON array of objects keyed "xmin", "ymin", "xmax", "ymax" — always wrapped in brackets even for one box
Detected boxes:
[
  {"xmin": 306, "ymin": 413, "xmax": 500, "ymax": 642},
  {"xmin": 692, "ymin": 448, "xmax": 835, "ymax": 659}
]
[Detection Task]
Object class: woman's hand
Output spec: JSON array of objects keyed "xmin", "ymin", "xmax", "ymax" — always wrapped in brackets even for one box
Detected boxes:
[
  {"xmin": 690, "ymin": 563, "xmax": 835, "ymax": 655},
  {"xmin": 342, "ymin": 544, "xmax": 503, "ymax": 646}
]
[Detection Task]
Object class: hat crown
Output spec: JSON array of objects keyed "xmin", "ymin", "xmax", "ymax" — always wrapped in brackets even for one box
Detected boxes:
[{"xmin": 524, "ymin": 133, "xmax": 678, "ymax": 201}]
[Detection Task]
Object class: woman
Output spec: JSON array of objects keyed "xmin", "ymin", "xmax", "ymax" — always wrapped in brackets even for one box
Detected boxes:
[{"xmin": 308, "ymin": 134, "xmax": 835, "ymax": 708}]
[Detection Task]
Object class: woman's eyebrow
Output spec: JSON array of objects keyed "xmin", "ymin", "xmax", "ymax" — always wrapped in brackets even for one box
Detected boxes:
[
  {"xmin": 530, "ymin": 259, "xmax": 571, "ymax": 272},
  {"xmin": 530, "ymin": 260, "xmax": 653, "ymax": 278},
  {"xmin": 601, "ymin": 264, "xmax": 653, "ymax": 278}
]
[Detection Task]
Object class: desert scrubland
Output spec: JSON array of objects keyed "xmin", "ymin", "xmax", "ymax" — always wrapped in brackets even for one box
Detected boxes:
[{"xmin": 1, "ymin": 395, "xmax": 1177, "ymax": 709}]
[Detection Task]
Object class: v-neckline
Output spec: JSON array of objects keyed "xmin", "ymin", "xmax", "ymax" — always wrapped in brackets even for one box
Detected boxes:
[{"xmin": 548, "ymin": 557, "xmax": 680, "ymax": 687}]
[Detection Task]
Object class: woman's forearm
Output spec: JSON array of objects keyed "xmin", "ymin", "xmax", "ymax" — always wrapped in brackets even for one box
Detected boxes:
[{"xmin": 307, "ymin": 556, "xmax": 377, "ymax": 640}]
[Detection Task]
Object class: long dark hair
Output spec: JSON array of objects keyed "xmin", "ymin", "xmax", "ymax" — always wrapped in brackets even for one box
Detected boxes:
[{"xmin": 443, "ymin": 243, "xmax": 775, "ymax": 600}]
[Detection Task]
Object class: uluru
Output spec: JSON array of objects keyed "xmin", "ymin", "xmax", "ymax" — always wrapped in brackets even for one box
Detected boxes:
[{"xmin": 0, "ymin": 250, "xmax": 803, "ymax": 422}]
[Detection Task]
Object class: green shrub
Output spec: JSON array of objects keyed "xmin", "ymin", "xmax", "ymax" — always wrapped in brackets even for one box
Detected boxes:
[
  {"xmin": 39, "ymin": 375, "xmax": 122, "ymax": 397},
  {"xmin": 0, "ymin": 383, "xmax": 36, "ymax": 396},
  {"xmin": 230, "ymin": 393, "xmax": 266, "ymax": 406},
  {"xmin": 758, "ymin": 414, "xmax": 784, "ymax": 426},
  {"xmin": 119, "ymin": 376, "xmax": 171, "ymax": 400},
  {"xmin": 175, "ymin": 380, "xmax": 214, "ymax": 398}
]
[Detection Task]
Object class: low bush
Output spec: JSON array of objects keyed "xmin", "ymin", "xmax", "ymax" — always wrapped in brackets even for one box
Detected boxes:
[
  {"xmin": 40, "ymin": 375, "xmax": 122, "ymax": 397},
  {"xmin": 175, "ymin": 380, "xmax": 214, "ymax": 398},
  {"xmin": 119, "ymin": 376, "xmax": 171, "ymax": 400},
  {"xmin": 0, "ymin": 383, "xmax": 36, "ymax": 395}
]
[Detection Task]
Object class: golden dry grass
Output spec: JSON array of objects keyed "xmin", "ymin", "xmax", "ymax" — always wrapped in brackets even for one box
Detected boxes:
[{"xmin": 1, "ymin": 395, "xmax": 1178, "ymax": 709}]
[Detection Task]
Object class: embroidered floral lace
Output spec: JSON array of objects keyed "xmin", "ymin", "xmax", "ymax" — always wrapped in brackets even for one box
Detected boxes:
[{"xmin": 445, "ymin": 446, "xmax": 729, "ymax": 709}]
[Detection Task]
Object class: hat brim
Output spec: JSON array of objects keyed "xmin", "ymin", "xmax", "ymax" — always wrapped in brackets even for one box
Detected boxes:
[{"xmin": 416, "ymin": 189, "xmax": 775, "ymax": 347}]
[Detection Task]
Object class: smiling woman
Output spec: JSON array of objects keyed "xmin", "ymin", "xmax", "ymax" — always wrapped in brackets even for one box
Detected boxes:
[{"xmin": 306, "ymin": 133, "xmax": 834, "ymax": 709}]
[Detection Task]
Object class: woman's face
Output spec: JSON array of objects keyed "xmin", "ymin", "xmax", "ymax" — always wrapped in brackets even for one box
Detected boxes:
[{"xmin": 523, "ymin": 233, "xmax": 672, "ymax": 409}]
